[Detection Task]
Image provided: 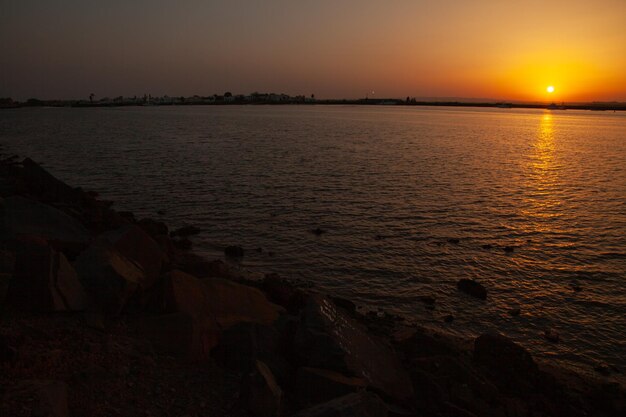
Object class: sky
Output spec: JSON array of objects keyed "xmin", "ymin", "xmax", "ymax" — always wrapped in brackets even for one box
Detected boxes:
[{"xmin": 1, "ymin": 0, "xmax": 626, "ymax": 102}]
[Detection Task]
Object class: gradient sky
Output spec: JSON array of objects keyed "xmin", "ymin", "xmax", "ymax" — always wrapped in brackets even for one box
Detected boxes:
[{"xmin": 1, "ymin": 0, "xmax": 625, "ymax": 101}]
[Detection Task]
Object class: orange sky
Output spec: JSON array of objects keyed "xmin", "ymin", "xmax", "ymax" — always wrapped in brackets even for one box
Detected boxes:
[{"xmin": 1, "ymin": 0, "xmax": 625, "ymax": 101}]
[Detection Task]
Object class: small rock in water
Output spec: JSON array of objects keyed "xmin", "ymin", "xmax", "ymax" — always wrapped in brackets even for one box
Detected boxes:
[
  {"xmin": 508, "ymin": 307, "xmax": 521, "ymax": 316},
  {"xmin": 157, "ymin": 210, "xmax": 165, "ymax": 215},
  {"xmin": 417, "ymin": 295, "xmax": 436, "ymax": 305},
  {"xmin": 544, "ymin": 328, "xmax": 560, "ymax": 343},
  {"xmin": 503, "ymin": 246, "xmax": 515, "ymax": 253},
  {"xmin": 457, "ymin": 278, "xmax": 487, "ymax": 300},
  {"xmin": 311, "ymin": 227, "xmax": 326, "ymax": 236},
  {"xmin": 255, "ymin": 247, "xmax": 263, "ymax": 253},
  {"xmin": 594, "ymin": 363, "xmax": 611, "ymax": 376},
  {"xmin": 443, "ymin": 314, "xmax": 454, "ymax": 323},
  {"xmin": 570, "ymin": 283, "xmax": 583, "ymax": 292},
  {"xmin": 224, "ymin": 245, "xmax": 244, "ymax": 258},
  {"xmin": 171, "ymin": 225, "xmax": 201, "ymax": 237},
  {"xmin": 481, "ymin": 244, "xmax": 493, "ymax": 250},
  {"xmin": 447, "ymin": 238, "xmax": 460, "ymax": 244},
  {"xmin": 267, "ymin": 251, "xmax": 275, "ymax": 257}
]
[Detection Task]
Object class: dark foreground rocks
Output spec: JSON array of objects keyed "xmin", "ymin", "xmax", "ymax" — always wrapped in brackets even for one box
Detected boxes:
[{"xmin": 1, "ymin": 156, "xmax": 625, "ymax": 417}]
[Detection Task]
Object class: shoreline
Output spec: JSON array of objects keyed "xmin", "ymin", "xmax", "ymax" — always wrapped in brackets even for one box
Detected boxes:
[{"xmin": 1, "ymin": 153, "xmax": 624, "ymax": 416}]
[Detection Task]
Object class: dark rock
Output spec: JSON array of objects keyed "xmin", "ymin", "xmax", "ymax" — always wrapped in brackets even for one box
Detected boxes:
[
  {"xmin": 508, "ymin": 307, "xmax": 521, "ymax": 316},
  {"xmin": 0, "ymin": 334, "xmax": 17, "ymax": 362},
  {"xmin": 457, "ymin": 279, "xmax": 487, "ymax": 300},
  {"xmin": 6, "ymin": 380, "xmax": 70, "ymax": 417},
  {"xmin": 117, "ymin": 211, "xmax": 136, "ymax": 223},
  {"xmin": 295, "ymin": 295, "xmax": 414, "ymax": 403},
  {"xmin": 225, "ymin": 245, "xmax": 244, "ymax": 258},
  {"xmin": 137, "ymin": 218, "xmax": 168, "ymax": 238},
  {"xmin": 417, "ymin": 295, "xmax": 436, "ymax": 305},
  {"xmin": 137, "ymin": 312, "xmax": 216, "ymax": 361},
  {"xmin": 394, "ymin": 327, "xmax": 460, "ymax": 358},
  {"xmin": 73, "ymin": 241, "xmax": 146, "ymax": 314},
  {"xmin": 443, "ymin": 314, "xmax": 454, "ymax": 323},
  {"xmin": 0, "ymin": 196, "xmax": 90, "ymax": 248},
  {"xmin": 212, "ymin": 322, "xmax": 282, "ymax": 373},
  {"xmin": 474, "ymin": 333, "xmax": 538, "ymax": 393},
  {"xmin": 571, "ymin": 283, "xmax": 583, "ymax": 292},
  {"xmin": 294, "ymin": 367, "xmax": 367, "ymax": 409},
  {"xmin": 503, "ymin": 246, "xmax": 515, "ymax": 253},
  {"xmin": 311, "ymin": 227, "xmax": 326, "ymax": 236},
  {"xmin": 21, "ymin": 157, "xmax": 79, "ymax": 205},
  {"xmin": 292, "ymin": 391, "xmax": 388, "ymax": 417},
  {"xmin": 6, "ymin": 240, "xmax": 88, "ymax": 312},
  {"xmin": 544, "ymin": 328, "xmax": 560, "ymax": 343},
  {"xmin": 172, "ymin": 237, "xmax": 192, "ymax": 250},
  {"xmin": 242, "ymin": 360, "xmax": 283, "ymax": 417},
  {"xmin": 262, "ymin": 273, "xmax": 306, "ymax": 314},
  {"xmin": 100, "ymin": 224, "xmax": 166, "ymax": 287},
  {"xmin": 171, "ymin": 225, "xmax": 201, "ymax": 237},
  {"xmin": 330, "ymin": 296, "xmax": 357, "ymax": 314},
  {"xmin": 481, "ymin": 244, "xmax": 493, "ymax": 250},
  {"xmin": 447, "ymin": 238, "xmax": 460, "ymax": 244}
]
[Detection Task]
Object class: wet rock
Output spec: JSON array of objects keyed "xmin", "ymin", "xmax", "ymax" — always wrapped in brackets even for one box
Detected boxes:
[
  {"xmin": 417, "ymin": 295, "xmax": 436, "ymax": 305},
  {"xmin": 295, "ymin": 295, "xmax": 414, "ymax": 403},
  {"xmin": 73, "ymin": 241, "xmax": 146, "ymax": 314},
  {"xmin": 481, "ymin": 244, "xmax": 493, "ymax": 250},
  {"xmin": 544, "ymin": 328, "xmax": 560, "ymax": 343},
  {"xmin": 242, "ymin": 360, "xmax": 283, "ymax": 417},
  {"xmin": 171, "ymin": 225, "xmax": 201, "ymax": 237},
  {"xmin": 173, "ymin": 237, "xmax": 192, "ymax": 250},
  {"xmin": 262, "ymin": 273, "xmax": 306, "ymax": 314},
  {"xmin": 0, "ymin": 334, "xmax": 17, "ymax": 362},
  {"xmin": 443, "ymin": 314, "xmax": 454, "ymax": 323},
  {"xmin": 474, "ymin": 333, "xmax": 538, "ymax": 392},
  {"xmin": 137, "ymin": 312, "xmax": 216, "ymax": 361},
  {"xmin": 7, "ymin": 380, "xmax": 70, "ymax": 417},
  {"xmin": 330, "ymin": 296, "xmax": 357, "ymax": 314},
  {"xmin": 457, "ymin": 279, "xmax": 487, "ymax": 300},
  {"xmin": 294, "ymin": 367, "xmax": 367, "ymax": 409},
  {"xmin": 158, "ymin": 270, "xmax": 214, "ymax": 318},
  {"xmin": 292, "ymin": 391, "xmax": 388, "ymax": 417},
  {"xmin": 570, "ymin": 283, "xmax": 583, "ymax": 292},
  {"xmin": 447, "ymin": 238, "xmax": 460, "ymax": 244},
  {"xmin": 117, "ymin": 211, "xmax": 136, "ymax": 223},
  {"xmin": 0, "ymin": 196, "xmax": 90, "ymax": 248},
  {"xmin": 503, "ymin": 246, "xmax": 515, "ymax": 253},
  {"xmin": 137, "ymin": 217, "xmax": 168, "ymax": 238},
  {"xmin": 6, "ymin": 240, "xmax": 88, "ymax": 312},
  {"xmin": 508, "ymin": 307, "xmax": 521, "ymax": 316},
  {"xmin": 21, "ymin": 157, "xmax": 79, "ymax": 205},
  {"xmin": 394, "ymin": 327, "xmax": 460, "ymax": 358},
  {"xmin": 100, "ymin": 224, "xmax": 166, "ymax": 287},
  {"xmin": 311, "ymin": 227, "xmax": 326, "ymax": 236},
  {"xmin": 225, "ymin": 245, "xmax": 244, "ymax": 258}
]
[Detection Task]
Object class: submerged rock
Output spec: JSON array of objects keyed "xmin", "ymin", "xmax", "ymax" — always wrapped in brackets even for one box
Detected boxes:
[
  {"xmin": 544, "ymin": 328, "xmax": 560, "ymax": 343},
  {"xmin": 457, "ymin": 279, "xmax": 487, "ymax": 300},
  {"xmin": 171, "ymin": 225, "xmax": 201, "ymax": 237},
  {"xmin": 311, "ymin": 227, "xmax": 326, "ymax": 236},
  {"xmin": 224, "ymin": 245, "xmax": 244, "ymax": 258}
]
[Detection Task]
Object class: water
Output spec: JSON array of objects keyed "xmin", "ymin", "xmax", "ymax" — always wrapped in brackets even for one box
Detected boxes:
[{"xmin": 2, "ymin": 105, "xmax": 625, "ymax": 373}]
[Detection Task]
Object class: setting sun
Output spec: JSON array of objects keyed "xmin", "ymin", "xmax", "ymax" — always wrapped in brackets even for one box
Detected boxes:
[{"xmin": 547, "ymin": 86, "xmax": 555, "ymax": 93}]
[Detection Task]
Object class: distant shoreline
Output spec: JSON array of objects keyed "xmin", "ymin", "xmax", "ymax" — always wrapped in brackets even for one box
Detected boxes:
[{"xmin": 2, "ymin": 98, "xmax": 625, "ymax": 112}]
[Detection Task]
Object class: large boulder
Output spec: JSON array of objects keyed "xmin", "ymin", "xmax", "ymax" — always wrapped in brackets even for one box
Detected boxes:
[
  {"xmin": 292, "ymin": 391, "xmax": 388, "ymax": 417},
  {"xmin": 295, "ymin": 295, "xmax": 414, "ymax": 403},
  {"xmin": 100, "ymin": 224, "xmax": 166, "ymax": 286},
  {"xmin": 4, "ymin": 380, "xmax": 69, "ymax": 417},
  {"xmin": 0, "ymin": 196, "xmax": 90, "ymax": 249},
  {"xmin": 5, "ymin": 240, "xmax": 88, "ymax": 312},
  {"xmin": 294, "ymin": 367, "xmax": 367, "ymax": 409},
  {"xmin": 457, "ymin": 279, "xmax": 487, "ymax": 300},
  {"xmin": 242, "ymin": 360, "xmax": 284, "ymax": 417},
  {"xmin": 20, "ymin": 157, "xmax": 79, "ymax": 204},
  {"xmin": 73, "ymin": 241, "xmax": 146, "ymax": 314},
  {"xmin": 0, "ymin": 249, "xmax": 15, "ymax": 309},
  {"xmin": 203, "ymin": 276, "xmax": 282, "ymax": 329}
]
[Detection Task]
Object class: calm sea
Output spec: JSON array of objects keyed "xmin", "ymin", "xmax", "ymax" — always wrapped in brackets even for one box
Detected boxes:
[{"xmin": 2, "ymin": 105, "xmax": 625, "ymax": 373}]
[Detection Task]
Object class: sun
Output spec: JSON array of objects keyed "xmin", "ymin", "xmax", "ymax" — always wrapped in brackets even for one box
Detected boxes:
[{"xmin": 547, "ymin": 86, "xmax": 555, "ymax": 93}]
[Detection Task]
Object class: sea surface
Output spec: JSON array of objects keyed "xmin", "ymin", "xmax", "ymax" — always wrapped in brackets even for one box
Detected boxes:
[{"xmin": 2, "ymin": 105, "xmax": 625, "ymax": 373}]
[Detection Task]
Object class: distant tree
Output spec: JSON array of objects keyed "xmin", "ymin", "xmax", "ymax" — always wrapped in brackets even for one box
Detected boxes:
[
  {"xmin": 89, "ymin": 93, "xmax": 95, "ymax": 103},
  {"xmin": 224, "ymin": 91, "xmax": 232, "ymax": 98},
  {"xmin": 311, "ymin": 94, "xmax": 315, "ymax": 99},
  {"xmin": 406, "ymin": 96, "xmax": 410, "ymax": 103},
  {"xmin": 26, "ymin": 98, "xmax": 43, "ymax": 106}
]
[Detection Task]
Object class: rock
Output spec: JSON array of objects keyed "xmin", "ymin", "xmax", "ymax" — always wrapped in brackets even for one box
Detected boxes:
[
  {"xmin": 173, "ymin": 237, "xmax": 192, "ymax": 250},
  {"xmin": 203, "ymin": 276, "xmax": 282, "ymax": 329},
  {"xmin": 211, "ymin": 322, "xmax": 282, "ymax": 373},
  {"xmin": 457, "ymin": 279, "xmax": 487, "ymax": 300},
  {"xmin": 481, "ymin": 244, "xmax": 493, "ymax": 250},
  {"xmin": 394, "ymin": 327, "xmax": 460, "ymax": 358},
  {"xmin": 137, "ymin": 312, "xmax": 216, "ymax": 361},
  {"xmin": 330, "ymin": 296, "xmax": 357, "ymax": 314},
  {"xmin": 473, "ymin": 333, "xmax": 538, "ymax": 392},
  {"xmin": 225, "ymin": 245, "xmax": 244, "ymax": 258},
  {"xmin": 294, "ymin": 367, "xmax": 367, "ymax": 409},
  {"xmin": 6, "ymin": 240, "xmax": 88, "ymax": 312},
  {"xmin": 137, "ymin": 217, "xmax": 168, "ymax": 238},
  {"xmin": 443, "ymin": 314, "xmax": 454, "ymax": 323},
  {"xmin": 171, "ymin": 225, "xmax": 201, "ymax": 237},
  {"xmin": 0, "ymin": 196, "xmax": 90, "ymax": 248},
  {"xmin": 158, "ymin": 270, "xmax": 213, "ymax": 318},
  {"xmin": 242, "ymin": 360, "xmax": 283, "ymax": 417},
  {"xmin": 295, "ymin": 295, "xmax": 414, "ymax": 403},
  {"xmin": 503, "ymin": 246, "xmax": 515, "ymax": 253},
  {"xmin": 447, "ymin": 238, "xmax": 460, "ymax": 244},
  {"xmin": 417, "ymin": 295, "xmax": 436, "ymax": 305},
  {"xmin": 311, "ymin": 228, "xmax": 326, "ymax": 236},
  {"xmin": 0, "ymin": 334, "xmax": 17, "ymax": 362},
  {"xmin": 21, "ymin": 157, "xmax": 79, "ymax": 205},
  {"xmin": 544, "ymin": 328, "xmax": 560, "ymax": 343},
  {"xmin": 508, "ymin": 307, "xmax": 521, "ymax": 316},
  {"xmin": 100, "ymin": 224, "xmax": 166, "ymax": 286},
  {"xmin": 7, "ymin": 380, "xmax": 70, "ymax": 417},
  {"xmin": 292, "ymin": 392, "xmax": 388, "ymax": 417},
  {"xmin": 570, "ymin": 283, "xmax": 583, "ymax": 292},
  {"xmin": 73, "ymin": 241, "xmax": 146, "ymax": 314},
  {"xmin": 262, "ymin": 273, "xmax": 306, "ymax": 314}
]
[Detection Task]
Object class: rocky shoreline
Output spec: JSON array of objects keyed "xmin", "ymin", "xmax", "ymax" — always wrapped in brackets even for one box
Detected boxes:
[{"xmin": 1, "ymin": 154, "xmax": 624, "ymax": 417}]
